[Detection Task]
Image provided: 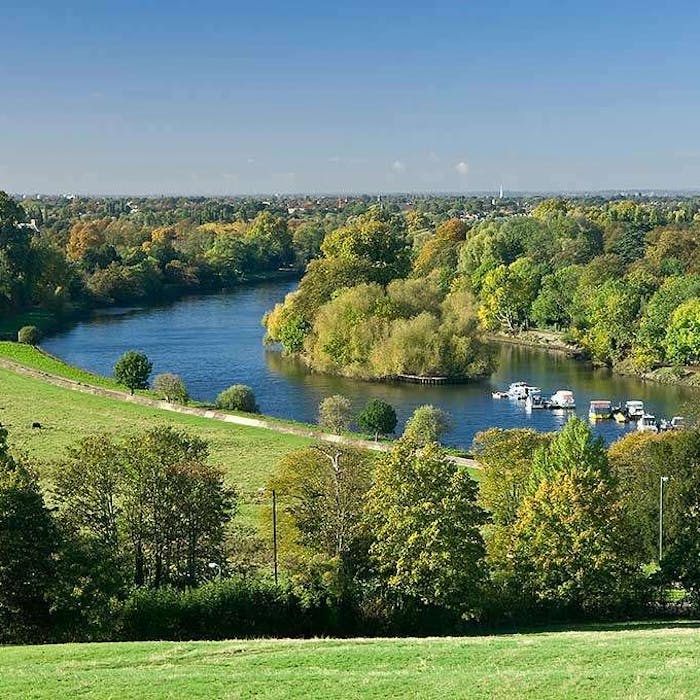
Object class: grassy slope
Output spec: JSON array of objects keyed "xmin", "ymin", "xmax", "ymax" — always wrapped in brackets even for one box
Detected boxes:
[
  {"xmin": 2, "ymin": 626, "xmax": 700, "ymax": 699},
  {"xmin": 0, "ymin": 364, "xmax": 310, "ymax": 508}
]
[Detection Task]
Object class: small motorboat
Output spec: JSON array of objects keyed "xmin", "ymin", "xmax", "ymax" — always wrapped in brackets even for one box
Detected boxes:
[
  {"xmin": 525, "ymin": 388, "xmax": 545, "ymax": 410},
  {"xmin": 492, "ymin": 391, "xmax": 509, "ymax": 399},
  {"xmin": 625, "ymin": 400, "xmax": 645, "ymax": 420},
  {"xmin": 589, "ymin": 400, "xmax": 612, "ymax": 421},
  {"xmin": 611, "ymin": 404, "xmax": 627, "ymax": 422},
  {"xmin": 549, "ymin": 389, "xmax": 576, "ymax": 409},
  {"xmin": 507, "ymin": 381, "xmax": 529, "ymax": 400},
  {"xmin": 637, "ymin": 414, "xmax": 659, "ymax": 433}
]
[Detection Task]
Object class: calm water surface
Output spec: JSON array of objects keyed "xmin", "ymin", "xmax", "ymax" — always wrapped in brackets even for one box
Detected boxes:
[{"xmin": 43, "ymin": 280, "xmax": 698, "ymax": 448}]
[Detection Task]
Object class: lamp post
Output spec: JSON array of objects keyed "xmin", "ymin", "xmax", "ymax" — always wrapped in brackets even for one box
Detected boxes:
[
  {"xmin": 659, "ymin": 476, "xmax": 669, "ymax": 563},
  {"xmin": 272, "ymin": 489, "xmax": 279, "ymax": 586},
  {"xmin": 208, "ymin": 561, "xmax": 221, "ymax": 579}
]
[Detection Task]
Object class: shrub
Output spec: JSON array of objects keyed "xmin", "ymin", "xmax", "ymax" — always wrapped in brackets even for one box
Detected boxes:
[
  {"xmin": 216, "ymin": 384, "xmax": 259, "ymax": 413},
  {"xmin": 318, "ymin": 394, "xmax": 353, "ymax": 433},
  {"xmin": 117, "ymin": 577, "xmax": 346, "ymax": 640},
  {"xmin": 17, "ymin": 325, "xmax": 40, "ymax": 345},
  {"xmin": 357, "ymin": 399, "xmax": 397, "ymax": 440},
  {"xmin": 153, "ymin": 373, "xmax": 189, "ymax": 403},
  {"xmin": 113, "ymin": 350, "xmax": 152, "ymax": 394},
  {"xmin": 402, "ymin": 405, "xmax": 451, "ymax": 445}
]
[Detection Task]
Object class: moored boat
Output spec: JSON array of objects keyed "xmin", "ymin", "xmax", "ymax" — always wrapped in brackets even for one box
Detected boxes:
[
  {"xmin": 549, "ymin": 389, "xmax": 576, "ymax": 409},
  {"xmin": 507, "ymin": 381, "xmax": 529, "ymax": 399},
  {"xmin": 625, "ymin": 400, "xmax": 645, "ymax": 420},
  {"xmin": 589, "ymin": 400, "xmax": 612, "ymax": 421},
  {"xmin": 637, "ymin": 414, "xmax": 659, "ymax": 433},
  {"xmin": 525, "ymin": 388, "xmax": 545, "ymax": 410}
]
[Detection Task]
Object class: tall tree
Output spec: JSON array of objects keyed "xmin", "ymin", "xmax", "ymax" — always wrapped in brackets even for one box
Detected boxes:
[
  {"xmin": 366, "ymin": 439, "xmax": 487, "ymax": 615},
  {"xmin": 0, "ymin": 425, "xmax": 58, "ymax": 642}
]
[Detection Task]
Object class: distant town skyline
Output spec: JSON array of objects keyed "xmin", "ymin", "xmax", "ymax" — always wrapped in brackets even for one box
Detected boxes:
[{"xmin": 3, "ymin": 1, "xmax": 700, "ymax": 195}]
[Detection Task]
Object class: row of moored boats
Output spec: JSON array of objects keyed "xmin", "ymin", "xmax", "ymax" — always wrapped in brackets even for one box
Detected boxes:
[{"xmin": 492, "ymin": 382, "xmax": 685, "ymax": 433}]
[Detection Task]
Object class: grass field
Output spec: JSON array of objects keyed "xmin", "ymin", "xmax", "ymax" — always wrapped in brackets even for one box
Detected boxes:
[
  {"xmin": 0, "ymin": 361, "xmax": 310, "ymax": 510},
  {"xmin": 1, "ymin": 625, "xmax": 699, "ymax": 699}
]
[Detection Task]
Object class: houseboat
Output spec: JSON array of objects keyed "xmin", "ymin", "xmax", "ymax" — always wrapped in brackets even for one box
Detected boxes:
[
  {"xmin": 625, "ymin": 400, "xmax": 645, "ymax": 420},
  {"xmin": 525, "ymin": 388, "xmax": 545, "ymax": 410}
]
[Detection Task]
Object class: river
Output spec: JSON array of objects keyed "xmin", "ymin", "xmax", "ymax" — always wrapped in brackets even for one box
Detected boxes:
[{"xmin": 42, "ymin": 280, "xmax": 697, "ymax": 448}]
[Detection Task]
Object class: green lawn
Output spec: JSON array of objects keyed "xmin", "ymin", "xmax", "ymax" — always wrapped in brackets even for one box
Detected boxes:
[
  {"xmin": 1, "ymin": 625, "xmax": 699, "ymax": 699},
  {"xmin": 0, "ymin": 364, "xmax": 310, "ymax": 507}
]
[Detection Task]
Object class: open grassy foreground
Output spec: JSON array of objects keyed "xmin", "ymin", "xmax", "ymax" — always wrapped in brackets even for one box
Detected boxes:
[{"xmin": 2, "ymin": 626, "xmax": 700, "ymax": 699}]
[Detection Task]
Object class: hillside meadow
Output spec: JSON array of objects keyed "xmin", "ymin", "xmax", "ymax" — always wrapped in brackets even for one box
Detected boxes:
[
  {"xmin": 2, "ymin": 625, "xmax": 699, "ymax": 699},
  {"xmin": 0, "ymin": 352, "xmax": 312, "ymax": 508}
]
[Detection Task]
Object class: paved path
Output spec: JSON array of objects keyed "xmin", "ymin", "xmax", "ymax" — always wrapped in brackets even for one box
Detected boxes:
[{"xmin": 0, "ymin": 356, "xmax": 480, "ymax": 469}]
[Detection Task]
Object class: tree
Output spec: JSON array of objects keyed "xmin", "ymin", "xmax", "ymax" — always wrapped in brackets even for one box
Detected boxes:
[
  {"xmin": 267, "ymin": 445, "xmax": 372, "ymax": 584},
  {"xmin": 507, "ymin": 418, "xmax": 645, "ymax": 615},
  {"xmin": 114, "ymin": 350, "xmax": 152, "ymax": 394},
  {"xmin": 357, "ymin": 399, "xmax": 397, "ymax": 440},
  {"xmin": 0, "ymin": 425, "xmax": 58, "ymax": 642},
  {"xmin": 478, "ymin": 257, "xmax": 542, "ymax": 332},
  {"xmin": 402, "ymin": 405, "xmax": 451, "ymax": 446},
  {"xmin": 0, "ymin": 191, "xmax": 31, "ymax": 309},
  {"xmin": 153, "ymin": 373, "xmax": 189, "ymax": 403},
  {"xmin": 54, "ymin": 427, "xmax": 236, "ymax": 588},
  {"xmin": 318, "ymin": 395, "xmax": 353, "ymax": 433},
  {"xmin": 17, "ymin": 325, "xmax": 40, "ymax": 345},
  {"xmin": 365, "ymin": 440, "xmax": 487, "ymax": 614},
  {"xmin": 215, "ymin": 384, "xmax": 258, "ymax": 413},
  {"xmin": 664, "ymin": 299, "xmax": 700, "ymax": 365}
]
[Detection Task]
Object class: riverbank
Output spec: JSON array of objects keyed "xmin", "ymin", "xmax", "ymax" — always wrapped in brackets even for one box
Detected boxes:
[
  {"xmin": 486, "ymin": 330, "xmax": 588, "ymax": 358},
  {"xmin": 0, "ymin": 268, "xmax": 303, "ymax": 341},
  {"xmin": 488, "ymin": 330, "xmax": 700, "ymax": 390},
  {"xmin": 0, "ymin": 342, "xmax": 478, "ymax": 470}
]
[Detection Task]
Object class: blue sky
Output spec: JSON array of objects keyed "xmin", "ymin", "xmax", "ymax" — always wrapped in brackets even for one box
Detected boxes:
[{"xmin": 2, "ymin": 1, "xmax": 700, "ymax": 194}]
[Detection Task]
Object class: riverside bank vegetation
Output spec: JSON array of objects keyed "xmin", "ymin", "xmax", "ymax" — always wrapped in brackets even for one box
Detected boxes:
[
  {"xmin": 265, "ymin": 197, "xmax": 700, "ymax": 381},
  {"xmin": 3, "ymin": 191, "xmax": 700, "ymax": 381}
]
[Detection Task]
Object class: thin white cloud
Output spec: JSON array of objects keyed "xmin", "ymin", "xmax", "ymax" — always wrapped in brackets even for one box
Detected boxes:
[
  {"xmin": 455, "ymin": 161, "xmax": 469, "ymax": 176},
  {"xmin": 392, "ymin": 160, "xmax": 406, "ymax": 173}
]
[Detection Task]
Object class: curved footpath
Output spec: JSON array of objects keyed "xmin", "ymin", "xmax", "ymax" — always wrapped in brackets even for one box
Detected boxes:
[{"xmin": 0, "ymin": 356, "xmax": 479, "ymax": 469}]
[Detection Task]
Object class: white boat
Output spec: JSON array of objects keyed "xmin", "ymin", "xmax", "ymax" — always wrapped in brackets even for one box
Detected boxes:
[
  {"xmin": 671, "ymin": 416, "xmax": 686, "ymax": 430},
  {"xmin": 491, "ymin": 391, "xmax": 509, "ymax": 399},
  {"xmin": 507, "ymin": 382, "xmax": 529, "ymax": 400},
  {"xmin": 549, "ymin": 389, "xmax": 576, "ymax": 409},
  {"xmin": 625, "ymin": 400, "xmax": 645, "ymax": 419},
  {"xmin": 637, "ymin": 414, "xmax": 659, "ymax": 433},
  {"xmin": 525, "ymin": 388, "xmax": 545, "ymax": 410}
]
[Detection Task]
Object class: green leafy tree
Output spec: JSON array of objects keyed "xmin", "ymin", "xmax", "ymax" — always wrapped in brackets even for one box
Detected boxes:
[
  {"xmin": 402, "ymin": 405, "xmax": 451, "ymax": 446},
  {"xmin": 478, "ymin": 257, "xmax": 542, "ymax": 332},
  {"xmin": 318, "ymin": 395, "xmax": 353, "ymax": 433},
  {"xmin": 114, "ymin": 350, "xmax": 152, "ymax": 394},
  {"xmin": 54, "ymin": 427, "xmax": 236, "ymax": 588},
  {"xmin": 357, "ymin": 399, "xmax": 397, "ymax": 440},
  {"xmin": 267, "ymin": 445, "xmax": 372, "ymax": 589},
  {"xmin": 664, "ymin": 298, "xmax": 700, "ymax": 365},
  {"xmin": 153, "ymin": 373, "xmax": 189, "ymax": 403},
  {"xmin": 366, "ymin": 440, "xmax": 487, "ymax": 614},
  {"xmin": 215, "ymin": 384, "xmax": 258, "ymax": 413},
  {"xmin": 635, "ymin": 275, "xmax": 700, "ymax": 366},
  {"xmin": 508, "ymin": 418, "xmax": 644, "ymax": 615},
  {"xmin": 17, "ymin": 325, "xmax": 40, "ymax": 345},
  {"xmin": 0, "ymin": 425, "xmax": 58, "ymax": 643}
]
